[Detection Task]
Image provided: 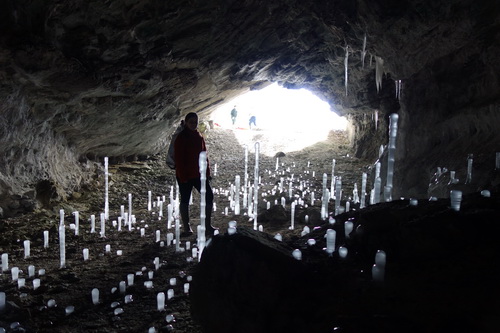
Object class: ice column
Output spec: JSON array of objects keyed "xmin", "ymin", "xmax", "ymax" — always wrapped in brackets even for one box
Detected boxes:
[
  {"xmin": 234, "ymin": 175, "xmax": 240, "ymax": 215},
  {"xmin": 385, "ymin": 113, "xmax": 399, "ymax": 202},
  {"xmin": 450, "ymin": 190, "xmax": 463, "ymax": 211},
  {"xmin": 59, "ymin": 209, "xmax": 64, "ymax": 226},
  {"xmin": 334, "ymin": 177, "xmax": 342, "ymax": 215},
  {"xmin": 360, "ymin": 173, "xmax": 367, "ymax": 209},
  {"xmin": 148, "ymin": 191, "xmax": 152, "ymax": 211},
  {"xmin": 100, "ymin": 213, "xmax": 105, "ymax": 238},
  {"xmin": 321, "ymin": 173, "xmax": 328, "ymax": 219},
  {"xmin": 128, "ymin": 193, "xmax": 133, "ymax": 227},
  {"xmin": 175, "ymin": 218, "xmax": 181, "ymax": 252},
  {"xmin": 73, "ymin": 211, "xmax": 79, "ymax": 236},
  {"xmin": 253, "ymin": 142, "xmax": 260, "ymax": 230},
  {"xmin": 199, "ymin": 151, "xmax": 207, "ymax": 231},
  {"xmin": 330, "ymin": 159, "xmax": 336, "ymax": 199},
  {"xmin": 1, "ymin": 253, "xmax": 8, "ymax": 272},
  {"xmin": 24, "ymin": 240, "xmax": 30, "ymax": 258},
  {"xmin": 375, "ymin": 162, "xmax": 381, "ymax": 180},
  {"xmin": 374, "ymin": 177, "xmax": 381, "ymax": 204},
  {"xmin": 90, "ymin": 214, "xmax": 96, "ymax": 233},
  {"xmin": 167, "ymin": 204, "xmax": 173, "ymax": 229},
  {"xmin": 104, "ymin": 157, "xmax": 109, "ymax": 220},
  {"xmin": 59, "ymin": 218, "xmax": 66, "ymax": 268},
  {"xmin": 92, "ymin": 288, "xmax": 100, "ymax": 305},
  {"xmin": 325, "ymin": 229, "xmax": 336, "ymax": 255},
  {"xmin": 243, "ymin": 145, "xmax": 248, "ymax": 209},
  {"xmin": 373, "ymin": 250, "xmax": 386, "ymax": 282},
  {"xmin": 157, "ymin": 292, "xmax": 165, "ymax": 311},
  {"xmin": 44, "ymin": 230, "xmax": 49, "ymax": 248},
  {"xmin": 353, "ymin": 183, "xmax": 359, "ymax": 204}
]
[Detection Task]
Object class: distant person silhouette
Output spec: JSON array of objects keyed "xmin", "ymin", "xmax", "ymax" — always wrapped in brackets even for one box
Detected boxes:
[
  {"xmin": 249, "ymin": 115, "xmax": 257, "ymax": 129},
  {"xmin": 230, "ymin": 106, "xmax": 238, "ymax": 125}
]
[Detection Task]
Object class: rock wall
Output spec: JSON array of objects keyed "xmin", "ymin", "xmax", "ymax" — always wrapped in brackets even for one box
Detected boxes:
[{"xmin": 0, "ymin": 91, "xmax": 94, "ymax": 216}]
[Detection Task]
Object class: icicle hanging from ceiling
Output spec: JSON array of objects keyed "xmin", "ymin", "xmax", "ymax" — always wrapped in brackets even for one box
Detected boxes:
[
  {"xmin": 395, "ymin": 80, "xmax": 402, "ymax": 99},
  {"xmin": 344, "ymin": 46, "xmax": 349, "ymax": 96},
  {"xmin": 375, "ymin": 56, "xmax": 384, "ymax": 93},
  {"xmin": 361, "ymin": 34, "xmax": 367, "ymax": 68}
]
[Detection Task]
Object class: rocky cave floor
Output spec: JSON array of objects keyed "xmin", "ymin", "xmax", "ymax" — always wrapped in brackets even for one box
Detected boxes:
[{"xmin": 1, "ymin": 127, "xmax": 500, "ymax": 333}]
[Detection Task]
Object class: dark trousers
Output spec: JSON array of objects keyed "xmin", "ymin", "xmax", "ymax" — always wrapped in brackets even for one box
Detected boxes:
[{"xmin": 177, "ymin": 177, "xmax": 214, "ymax": 227}]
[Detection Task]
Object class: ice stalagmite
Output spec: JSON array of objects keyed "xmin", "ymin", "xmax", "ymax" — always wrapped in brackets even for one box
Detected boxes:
[
  {"xmin": 330, "ymin": 159, "xmax": 336, "ymax": 199},
  {"xmin": 1, "ymin": 253, "xmax": 8, "ymax": 272},
  {"xmin": 385, "ymin": 113, "xmax": 399, "ymax": 201},
  {"xmin": 128, "ymin": 193, "xmax": 133, "ymax": 229},
  {"xmin": 353, "ymin": 183, "xmax": 359, "ymax": 204},
  {"xmin": 334, "ymin": 177, "xmax": 342, "ymax": 215},
  {"xmin": 59, "ymin": 219, "xmax": 66, "ymax": 268},
  {"xmin": 234, "ymin": 175, "xmax": 240, "ymax": 215},
  {"xmin": 253, "ymin": 142, "xmax": 260, "ymax": 230},
  {"xmin": 243, "ymin": 145, "xmax": 248, "ymax": 209},
  {"xmin": 73, "ymin": 211, "xmax": 79, "ymax": 236},
  {"xmin": 321, "ymin": 173, "xmax": 328, "ymax": 219},
  {"xmin": 374, "ymin": 177, "xmax": 381, "ymax": 204},
  {"xmin": 199, "ymin": 152, "xmax": 208, "ymax": 244},
  {"xmin": 148, "ymin": 191, "xmax": 152, "ymax": 211},
  {"xmin": 360, "ymin": 173, "xmax": 367, "ymax": 209},
  {"xmin": 104, "ymin": 157, "xmax": 109, "ymax": 220}
]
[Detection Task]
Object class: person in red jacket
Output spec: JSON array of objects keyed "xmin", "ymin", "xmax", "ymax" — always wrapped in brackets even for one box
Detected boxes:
[{"xmin": 174, "ymin": 112, "xmax": 217, "ymax": 237}]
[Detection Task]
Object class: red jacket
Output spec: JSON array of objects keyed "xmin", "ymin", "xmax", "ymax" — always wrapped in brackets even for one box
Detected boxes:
[{"xmin": 174, "ymin": 128, "xmax": 211, "ymax": 183}]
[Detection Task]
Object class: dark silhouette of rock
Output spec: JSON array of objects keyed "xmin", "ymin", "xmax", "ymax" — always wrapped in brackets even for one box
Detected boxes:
[{"xmin": 191, "ymin": 192, "xmax": 500, "ymax": 333}]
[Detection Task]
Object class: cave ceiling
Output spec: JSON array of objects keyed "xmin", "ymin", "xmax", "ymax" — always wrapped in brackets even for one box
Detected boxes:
[
  {"xmin": 0, "ymin": 0, "xmax": 499, "ymax": 204},
  {"xmin": 1, "ymin": 0, "xmax": 487, "ymax": 155}
]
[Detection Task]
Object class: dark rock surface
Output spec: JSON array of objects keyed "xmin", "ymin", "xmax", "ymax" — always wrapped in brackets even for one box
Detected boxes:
[
  {"xmin": 1, "ymin": 0, "xmax": 500, "ymax": 216},
  {"xmin": 192, "ymin": 192, "xmax": 500, "ymax": 333}
]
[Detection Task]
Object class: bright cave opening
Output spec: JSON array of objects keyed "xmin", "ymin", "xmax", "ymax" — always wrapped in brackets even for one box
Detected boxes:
[{"xmin": 210, "ymin": 83, "xmax": 348, "ymax": 156}]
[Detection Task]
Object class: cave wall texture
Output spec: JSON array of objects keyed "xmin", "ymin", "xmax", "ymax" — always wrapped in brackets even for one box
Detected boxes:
[{"xmin": 0, "ymin": 0, "xmax": 499, "ymax": 217}]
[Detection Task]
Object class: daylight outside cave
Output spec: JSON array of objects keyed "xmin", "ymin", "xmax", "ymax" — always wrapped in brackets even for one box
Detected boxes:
[{"xmin": 209, "ymin": 83, "xmax": 348, "ymax": 156}]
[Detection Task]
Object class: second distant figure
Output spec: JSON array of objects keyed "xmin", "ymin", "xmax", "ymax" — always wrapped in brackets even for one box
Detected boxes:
[{"xmin": 249, "ymin": 115, "xmax": 257, "ymax": 129}]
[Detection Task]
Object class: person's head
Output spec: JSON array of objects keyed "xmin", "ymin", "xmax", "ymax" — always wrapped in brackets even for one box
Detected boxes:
[{"xmin": 184, "ymin": 112, "xmax": 198, "ymax": 131}]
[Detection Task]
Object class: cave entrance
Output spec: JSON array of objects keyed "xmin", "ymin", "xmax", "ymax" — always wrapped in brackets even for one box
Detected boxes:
[{"xmin": 210, "ymin": 83, "xmax": 348, "ymax": 156}]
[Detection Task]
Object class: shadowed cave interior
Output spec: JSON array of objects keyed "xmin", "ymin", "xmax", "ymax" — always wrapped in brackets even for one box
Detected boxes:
[{"xmin": 1, "ymin": 0, "xmax": 500, "ymax": 332}]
